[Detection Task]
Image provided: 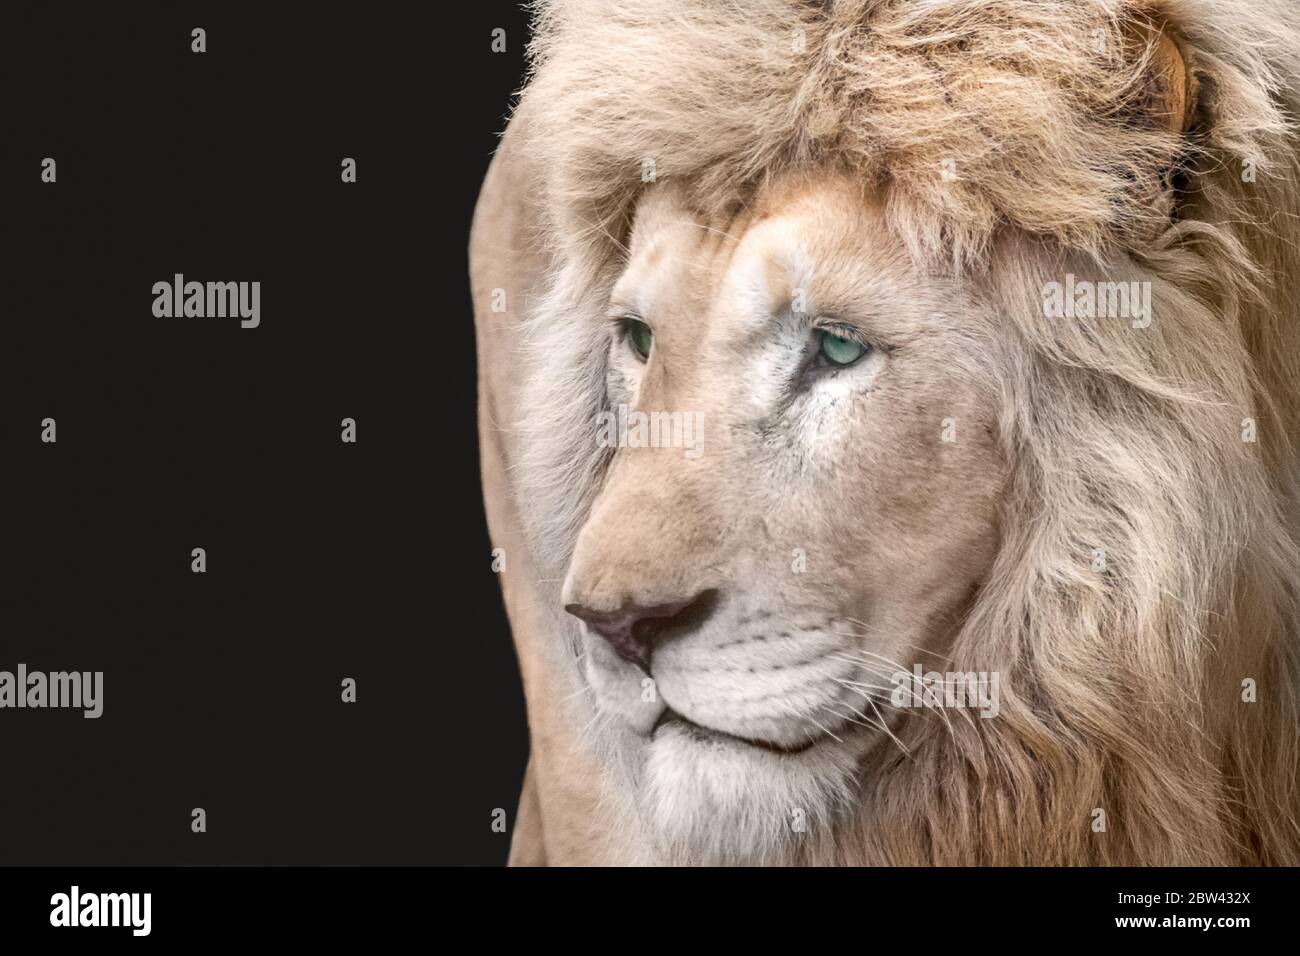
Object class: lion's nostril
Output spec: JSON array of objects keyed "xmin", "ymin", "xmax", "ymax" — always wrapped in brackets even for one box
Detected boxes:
[{"xmin": 565, "ymin": 594, "xmax": 712, "ymax": 672}]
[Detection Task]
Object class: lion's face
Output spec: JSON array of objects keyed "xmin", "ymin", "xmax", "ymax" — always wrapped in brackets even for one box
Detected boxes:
[{"xmin": 560, "ymin": 175, "xmax": 1007, "ymax": 858}]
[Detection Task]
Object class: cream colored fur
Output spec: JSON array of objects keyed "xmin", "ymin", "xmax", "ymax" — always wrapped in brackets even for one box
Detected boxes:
[{"xmin": 470, "ymin": 0, "xmax": 1300, "ymax": 865}]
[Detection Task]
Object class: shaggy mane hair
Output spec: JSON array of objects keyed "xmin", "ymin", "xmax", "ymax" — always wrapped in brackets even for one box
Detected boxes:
[{"xmin": 509, "ymin": 0, "xmax": 1300, "ymax": 864}]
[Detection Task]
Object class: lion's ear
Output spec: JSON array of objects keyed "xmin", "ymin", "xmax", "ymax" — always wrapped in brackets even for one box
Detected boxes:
[
  {"xmin": 1130, "ymin": 22, "xmax": 1198, "ymax": 134},
  {"xmin": 1116, "ymin": 19, "xmax": 1198, "ymax": 233}
]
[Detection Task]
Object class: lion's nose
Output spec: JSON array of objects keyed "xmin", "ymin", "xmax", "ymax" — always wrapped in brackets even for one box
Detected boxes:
[{"xmin": 565, "ymin": 596, "xmax": 704, "ymax": 671}]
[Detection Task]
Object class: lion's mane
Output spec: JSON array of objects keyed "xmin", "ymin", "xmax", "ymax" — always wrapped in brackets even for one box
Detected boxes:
[{"xmin": 509, "ymin": 0, "xmax": 1300, "ymax": 864}]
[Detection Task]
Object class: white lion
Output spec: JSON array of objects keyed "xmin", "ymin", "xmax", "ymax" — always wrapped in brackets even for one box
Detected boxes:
[{"xmin": 471, "ymin": 0, "xmax": 1300, "ymax": 865}]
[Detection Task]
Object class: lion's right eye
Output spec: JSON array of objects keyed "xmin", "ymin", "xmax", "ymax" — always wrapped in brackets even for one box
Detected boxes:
[{"xmin": 625, "ymin": 319, "xmax": 653, "ymax": 362}]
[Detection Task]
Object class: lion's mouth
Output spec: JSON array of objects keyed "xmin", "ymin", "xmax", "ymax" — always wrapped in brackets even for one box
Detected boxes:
[{"xmin": 651, "ymin": 708, "xmax": 821, "ymax": 756}]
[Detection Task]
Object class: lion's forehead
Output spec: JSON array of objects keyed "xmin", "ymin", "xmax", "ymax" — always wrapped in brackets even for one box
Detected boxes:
[{"xmin": 618, "ymin": 179, "xmax": 959, "ymax": 346}]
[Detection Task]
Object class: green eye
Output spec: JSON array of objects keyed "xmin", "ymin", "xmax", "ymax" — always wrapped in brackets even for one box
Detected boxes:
[
  {"xmin": 627, "ymin": 319, "xmax": 653, "ymax": 361},
  {"xmin": 818, "ymin": 329, "xmax": 868, "ymax": 366}
]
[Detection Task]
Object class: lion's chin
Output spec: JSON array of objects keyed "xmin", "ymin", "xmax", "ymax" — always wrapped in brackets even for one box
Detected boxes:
[{"xmin": 635, "ymin": 716, "xmax": 865, "ymax": 864}]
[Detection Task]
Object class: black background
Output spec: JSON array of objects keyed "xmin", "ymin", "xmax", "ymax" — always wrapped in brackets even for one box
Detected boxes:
[{"xmin": 0, "ymin": 2, "xmax": 531, "ymax": 865}]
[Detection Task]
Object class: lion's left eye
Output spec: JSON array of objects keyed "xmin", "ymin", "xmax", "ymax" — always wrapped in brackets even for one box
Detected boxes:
[{"xmin": 816, "ymin": 329, "xmax": 869, "ymax": 366}]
